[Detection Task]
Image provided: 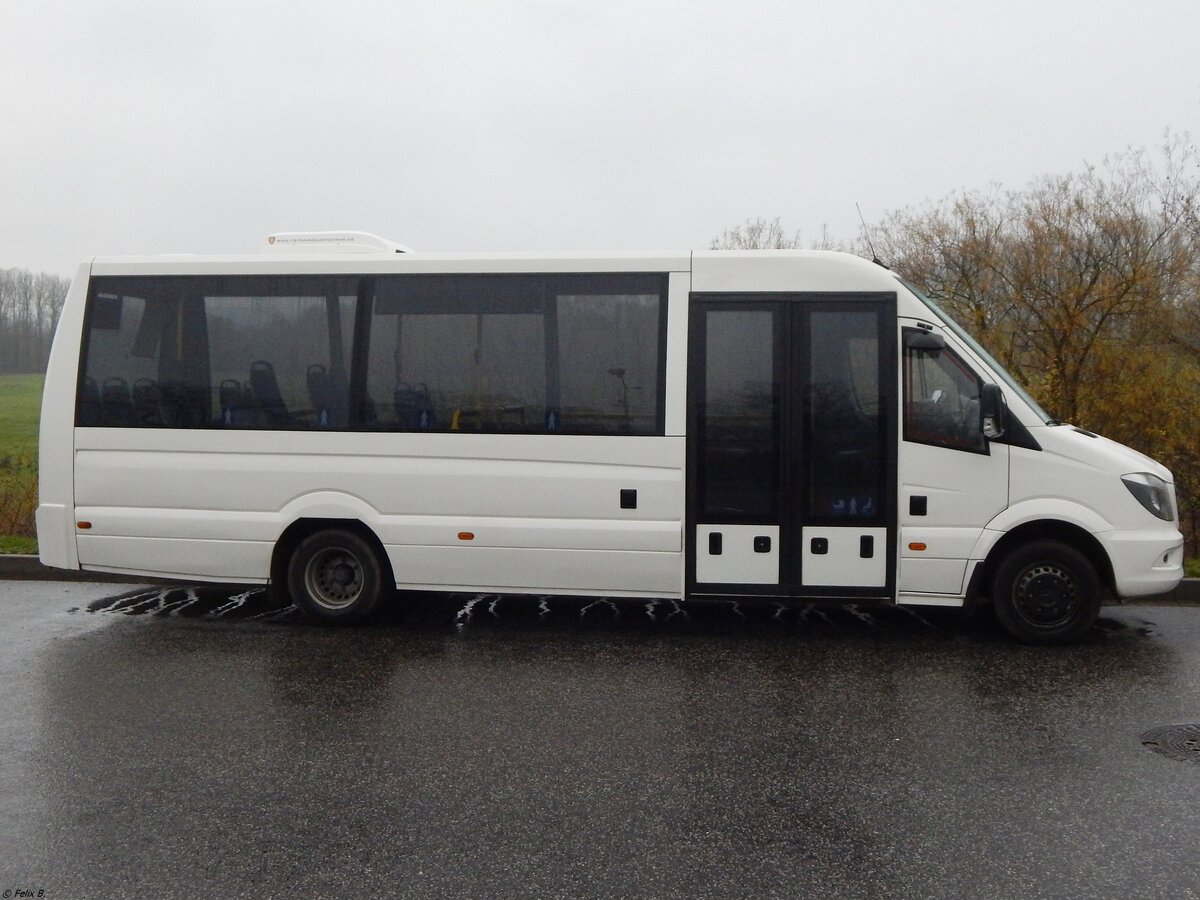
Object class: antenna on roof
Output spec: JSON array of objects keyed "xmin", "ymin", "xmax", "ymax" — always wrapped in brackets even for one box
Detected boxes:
[{"xmin": 855, "ymin": 203, "xmax": 887, "ymax": 269}]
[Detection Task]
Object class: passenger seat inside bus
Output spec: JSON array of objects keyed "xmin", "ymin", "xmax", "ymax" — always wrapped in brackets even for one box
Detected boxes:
[
  {"xmin": 101, "ymin": 377, "xmax": 134, "ymax": 426},
  {"xmin": 132, "ymin": 378, "xmax": 163, "ymax": 426},
  {"xmin": 220, "ymin": 379, "xmax": 255, "ymax": 427},
  {"xmin": 393, "ymin": 381, "xmax": 436, "ymax": 429},
  {"xmin": 79, "ymin": 377, "xmax": 101, "ymax": 425},
  {"xmin": 307, "ymin": 364, "xmax": 348, "ymax": 428},
  {"xmin": 248, "ymin": 360, "xmax": 291, "ymax": 428}
]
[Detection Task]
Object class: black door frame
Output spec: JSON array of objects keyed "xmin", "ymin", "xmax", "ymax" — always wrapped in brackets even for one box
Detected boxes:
[{"xmin": 685, "ymin": 292, "xmax": 898, "ymax": 601}]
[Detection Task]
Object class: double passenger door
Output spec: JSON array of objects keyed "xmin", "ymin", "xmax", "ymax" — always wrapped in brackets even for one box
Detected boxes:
[{"xmin": 687, "ymin": 294, "xmax": 896, "ymax": 598}]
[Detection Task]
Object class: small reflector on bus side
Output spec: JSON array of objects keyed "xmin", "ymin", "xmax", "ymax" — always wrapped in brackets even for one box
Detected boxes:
[
  {"xmin": 908, "ymin": 542, "xmax": 926, "ymax": 551},
  {"xmin": 458, "ymin": 532, "xmax": 475, "ymax": 541},
  {"xmin": 77, "ymin": 522, "xmax": 92, "ymax": 529}
]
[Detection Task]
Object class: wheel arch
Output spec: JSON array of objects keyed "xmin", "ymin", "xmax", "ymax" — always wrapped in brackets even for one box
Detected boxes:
[
  {"xmin": 972, "ymin": 519, "xmax": 1115, "ymax": 603},
  {"xmin": 269, "ymin": 517, "xmax": 394, "ymax": 600}
]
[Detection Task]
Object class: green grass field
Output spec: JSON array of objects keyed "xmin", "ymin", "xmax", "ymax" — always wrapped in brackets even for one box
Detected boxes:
[
  {"xmin": 0, "ymin": 372, "xmax": 42, "ymax": 456},
  {"xmin": 0, "ymin": 373, "xmax": 43, "ymax": 551}
]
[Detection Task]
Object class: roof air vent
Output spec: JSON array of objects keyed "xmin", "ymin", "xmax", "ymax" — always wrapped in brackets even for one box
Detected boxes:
[{"xmin": 265, "ymin": 231, "xmax": 412, "ymax": 253}]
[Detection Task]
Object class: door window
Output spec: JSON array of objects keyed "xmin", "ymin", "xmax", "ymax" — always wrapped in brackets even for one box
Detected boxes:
[
  {"xmin": 806, "ymin": 311, "xmax": 886, "ymax": 519},
  {"xmin": 697, "ymin": 308, "xmax": 781, "ymax": 520},
  {"xmin": 903, "ymin": 333, "xmax": 986, "ymax": 452}
]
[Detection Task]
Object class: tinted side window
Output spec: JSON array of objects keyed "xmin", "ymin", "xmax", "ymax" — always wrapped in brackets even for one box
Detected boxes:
[
  {"xmin": 366, "ymin": 276, "xmax": 547, "ymax": 432},
  {"xmin": 79, "ymin": 276, "xmax": 356, "ymax": 429},
  {"xmin": 557, "ymin": 291, "xmax": 661, "ymax": 434},
  {"xmin": 79, "ymin": 272, "xmax": 667, "ymax": 434},
  {"xmin": 80, "ymin": 287, "xmax": 212, "ymax": 427},
  {"xmin": 903, "ymin": 333, "xmax": 985, "ymax": 452},
  {"xmin": 207, "ymin": 290, "xmax": 355, "ymax": 429},
  {"xmin": 79, "ymin": 293, "xmax": 157, "ymax": 426},
  {"xmin": 364, "ymin": 274, "xmax": 665, "ymax": 434}
]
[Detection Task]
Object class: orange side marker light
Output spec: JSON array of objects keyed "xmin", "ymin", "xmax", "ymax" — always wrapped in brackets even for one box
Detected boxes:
[
  {"xmin": 908, "ymin": 542, "xmax": 926, "ymax": 552},
  {"xmin": 77, "ymin": 521, "xmax": 92, "ymax": 530},
  {"xmin": 458, "ymin": 532, "xmax": 475, "ymax": 541}
]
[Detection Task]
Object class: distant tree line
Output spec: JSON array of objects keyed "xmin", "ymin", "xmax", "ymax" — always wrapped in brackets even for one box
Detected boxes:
[
  {"xmin": 0, "ymin": 268, "xmax": 70, "ymax": 374},
  {"xmin": 714, "ymin": 136, "xmax": 1200, "ymax": 545}
]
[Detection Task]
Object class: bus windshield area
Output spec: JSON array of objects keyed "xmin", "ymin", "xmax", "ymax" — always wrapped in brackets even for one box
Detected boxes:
[{"xmin": 900, "ymin": 280, "xmax": 1056, "ymax": 425}]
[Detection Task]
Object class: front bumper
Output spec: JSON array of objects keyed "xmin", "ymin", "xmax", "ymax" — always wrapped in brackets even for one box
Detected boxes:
[{"xmin": 1102, "ymin": 526, "xmax": 1185, "ymax": 599}]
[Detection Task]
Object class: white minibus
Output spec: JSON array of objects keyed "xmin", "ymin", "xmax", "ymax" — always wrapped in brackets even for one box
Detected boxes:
[{"xmin": 36, "ymin": 234, "xmax": 1185, "ymax": 641}]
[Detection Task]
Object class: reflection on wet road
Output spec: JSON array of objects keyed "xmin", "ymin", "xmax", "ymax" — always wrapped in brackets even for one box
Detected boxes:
[
  {"xmin": 3, "ymin": 581, "xmax": 1199, "ymax": 898},
  {"xmin": 83, "ymin": 583, "xmax": 1155, "ymax": 638}
]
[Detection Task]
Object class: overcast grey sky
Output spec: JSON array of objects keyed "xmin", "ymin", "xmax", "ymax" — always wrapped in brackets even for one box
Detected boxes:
[{"xmin": 2, "ymin": 0, "xmax": 1197, "ymax": 276}]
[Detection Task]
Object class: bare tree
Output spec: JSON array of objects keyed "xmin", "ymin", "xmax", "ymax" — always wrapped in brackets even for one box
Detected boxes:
[
  {"xmin": 868, "ymin": 140, "xmax": 1200, "ymax": 544},
  {"xmin": 870, "ymin": 144, "xmax": 1198, "ymax": 425},
  {"xmin": 710, "ymin": 217, "xmax": 804, "ymax": 250},
  {"xmin": 0, "ymin": 268, "xmax": 70, "ymax": 374},
  {"xmin": 708, "ymin": 139, "xmax": 1200, "ymax": 542}
]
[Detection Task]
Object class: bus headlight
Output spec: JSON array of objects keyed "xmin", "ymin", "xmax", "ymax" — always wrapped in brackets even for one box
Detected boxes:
[{"xmin": 1122, "ymin": 473, "xmax": 1175, "ymax": 521}]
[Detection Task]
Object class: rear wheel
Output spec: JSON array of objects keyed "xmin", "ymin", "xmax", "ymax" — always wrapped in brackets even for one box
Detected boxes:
[
  {"xmin": 287, "ymin": 529, "xmax": 387, "ymax": 624},
  {"xmin": 991, "ymin": 540, "xmax": 1102, "ymax": 644}
]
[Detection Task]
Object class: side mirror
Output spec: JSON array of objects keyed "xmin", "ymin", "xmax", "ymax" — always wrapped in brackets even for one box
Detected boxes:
[
  {"xmin": 904, "ymin": 330, "xmax": 946, "ymax": 353},
  {"xmin": 980, "ymin": 383, "xmax": 1006, "ymax": 439}
]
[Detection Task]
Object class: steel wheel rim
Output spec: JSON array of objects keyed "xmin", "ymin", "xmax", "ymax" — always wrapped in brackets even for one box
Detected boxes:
[
  {"xmin": 304, "ymin": 546, "xmax": 364, "ymax": 610},
  {"xmin": 1013, "ymin": 562, "xmax": 1079, "ymax": 629}
]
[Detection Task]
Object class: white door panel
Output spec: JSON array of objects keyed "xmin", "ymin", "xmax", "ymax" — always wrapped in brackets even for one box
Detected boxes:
[
  {"xmin": 899, "ymin": 324, "xmax": 1009, "ymax": 597},
  {"xmin": 695, "ymin": 524, "xmax": 779, "ymax": 585},
  {"xmin": 801, "ymin": 526, "xmax": 888, "ymax": 587}
]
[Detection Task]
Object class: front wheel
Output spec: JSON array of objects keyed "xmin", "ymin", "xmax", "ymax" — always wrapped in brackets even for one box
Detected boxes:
[
  {"xmin": 990, "ymin": 541, "xmax": 1102, "ymax": 644},
  {"xmin": 287, "ymin": 529, "xmax": 388, "ymax": 624}
]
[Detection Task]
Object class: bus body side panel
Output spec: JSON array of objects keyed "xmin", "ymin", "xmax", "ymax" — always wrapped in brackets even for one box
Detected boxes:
[
  {"xmin": 72, "ymin": 430, "xmax": 685, "ymax": 595},
  {"xmin": 664, "ymin": 271, "xmax": 690, "ymax": 594},
  {"xmin": 895, "ymin": 320, "xmax": 1010, "ymax": 606},
  {"xmin": 663, "ymin": 271, "xmax": 689, "ymax": 438},
  {"xmin": 36, "ymin": 261, "xmax": 91, "ymax": 570}
]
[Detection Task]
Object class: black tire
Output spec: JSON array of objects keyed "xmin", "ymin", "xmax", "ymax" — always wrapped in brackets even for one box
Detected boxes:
[
  {"xmin": 287, "ymin": 529, "xmax": 388, "ymax": 624},
  {"xmin": 990, "ymin": 540, "xmax": 1102, "ymax": 644}
]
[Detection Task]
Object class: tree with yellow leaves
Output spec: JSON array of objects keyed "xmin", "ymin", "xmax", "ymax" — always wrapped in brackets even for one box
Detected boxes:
[{"xmin": 867, "ymin": 137, "xmax": 1200, "ymax": 544}]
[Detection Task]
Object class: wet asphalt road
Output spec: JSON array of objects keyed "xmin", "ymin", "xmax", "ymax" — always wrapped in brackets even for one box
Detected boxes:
[{"xmin": 2, "ymin": 583, "xmax": 1200, "ymax": 899}]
